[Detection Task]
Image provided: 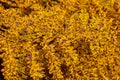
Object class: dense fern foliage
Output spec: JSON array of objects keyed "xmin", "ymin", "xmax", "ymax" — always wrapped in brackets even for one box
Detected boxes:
[{"xmin": 0, "ymin": 0, "xmax": 120, "ymax": 80}]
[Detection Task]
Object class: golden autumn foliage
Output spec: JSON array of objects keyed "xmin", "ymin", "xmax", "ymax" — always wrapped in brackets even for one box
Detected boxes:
[{"xmin": 0, "ymin": 0, "xmax": 120, "ymax": 80}]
